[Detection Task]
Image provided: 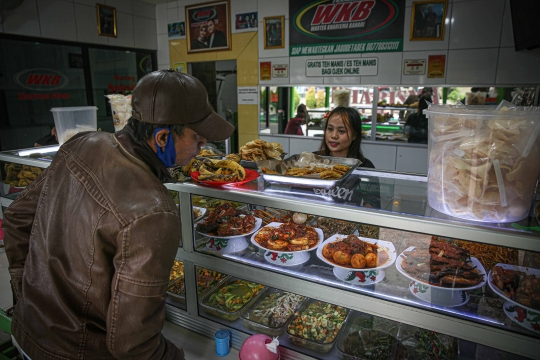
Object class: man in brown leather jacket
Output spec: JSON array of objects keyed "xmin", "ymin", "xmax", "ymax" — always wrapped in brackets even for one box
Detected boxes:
[{"xmin": 3, "ymin": 69, "xmax": 234, "ymax": 359}]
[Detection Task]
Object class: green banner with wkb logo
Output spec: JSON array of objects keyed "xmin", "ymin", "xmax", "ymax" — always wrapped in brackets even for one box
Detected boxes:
[{"xmin": 290, "ymin": 0, "xmax": 405, "ymax": 56}]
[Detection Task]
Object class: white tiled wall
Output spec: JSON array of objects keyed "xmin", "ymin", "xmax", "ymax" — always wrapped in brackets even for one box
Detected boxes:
[
  {"xmin": 3, "ymin": 0, "xmax": 157, "ymax": 50},
  {"xmin": 255, "ymin": 0, "xmax": 539, "ymax": 86}
]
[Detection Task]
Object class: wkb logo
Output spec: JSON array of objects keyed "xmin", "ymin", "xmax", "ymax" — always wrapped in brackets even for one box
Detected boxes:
[{"xmin": 14, "ymin": 69, "xmax": 69, "ymax": 91}]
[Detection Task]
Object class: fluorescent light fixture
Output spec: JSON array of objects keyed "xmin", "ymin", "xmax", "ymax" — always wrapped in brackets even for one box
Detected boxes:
[{"xmin": 18, "ymin": 145, "xmax": 60, "ymax": 157}]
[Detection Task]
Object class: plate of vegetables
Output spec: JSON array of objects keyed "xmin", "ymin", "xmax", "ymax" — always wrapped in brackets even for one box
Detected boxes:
[
  {"xmin": 199, "ymin": 278, "xmax": 266, "ymax": 321},
  {"xmin": 286, "ymin": 299, "xmax": 350, "ymax": 353}
]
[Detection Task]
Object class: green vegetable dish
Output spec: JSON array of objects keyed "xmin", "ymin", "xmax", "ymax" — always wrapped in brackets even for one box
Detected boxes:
[
  {"xmin": 287, "ymin": 301, "xmax": 348, "ymax": 344},
  {"xmin": 206, "ymin": 280, "xmax": 265, "ymax": 312}
]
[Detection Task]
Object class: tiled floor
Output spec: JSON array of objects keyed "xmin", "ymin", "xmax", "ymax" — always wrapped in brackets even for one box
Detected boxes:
[{"xmin": 0, "ymin": 248, "xmax": 239, "ymax": 359}]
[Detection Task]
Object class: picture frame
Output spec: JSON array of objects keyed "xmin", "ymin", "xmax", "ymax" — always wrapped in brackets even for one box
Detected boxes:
[
  {"xmin": 235, "ymin": 11, "xmax": 257, "ymax": 33},
  {"xmin": 410, "ymin": 0, "xmax": 447, "ymax": 41},
  {"xmin": 264, "ymin": 16, "xmax": 284, "ymax": 49},
  {"xmin": 96, "ymin": 4, "xmax": 117, "ymax": 38},
  {"xmin": 168, "ymin": 22, "xmax": 186, "ymax": 39},
  {"xmin": 186, "ymin": 0, "xmax": 231, "ymax": 53}
]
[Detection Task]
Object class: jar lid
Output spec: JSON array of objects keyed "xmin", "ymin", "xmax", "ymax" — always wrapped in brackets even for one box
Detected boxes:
[{"xmin": 215, "ymin": 330, "xmax": 230, "ymax": 340}]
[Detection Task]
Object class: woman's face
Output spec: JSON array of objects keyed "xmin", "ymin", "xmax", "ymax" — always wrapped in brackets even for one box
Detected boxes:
[
  {"xmin": 325, "ymin": 113, "xmax": 353, "ymax": 156},
  {"xmin": 199, "ymin": 28, "xmax": 207, "ymax": 38}
]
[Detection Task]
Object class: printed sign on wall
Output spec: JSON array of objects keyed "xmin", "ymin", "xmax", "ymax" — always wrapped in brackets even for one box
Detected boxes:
[
  {"xmin": 305, "ymin": 58, "xmax": 378, "ymax": 77},
  {"xmin": 427, "ymin": 55, "xmax": 445, "ymax": 78},
  {"xmin": 272, "ymin": 64, "xmax": 289, "ymax": 78},
  {"xmin": 289, "ymin": 0, "xmax": 405, "ymax": 56},
  {"xmin": 260, "ymin": 62, "xmax": 272, "ymax": 80},
  {"xmin": 403, "ymin": 59, "xmax": 426, "ymax": 75}
]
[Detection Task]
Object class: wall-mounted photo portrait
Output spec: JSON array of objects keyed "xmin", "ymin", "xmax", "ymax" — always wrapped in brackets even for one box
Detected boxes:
[
  {"xmin": 168, "ymin": 22, "xmax": 186, "ymax": 39},
  {"xmin": 410, "ymin": 0, "xmax": 447, "ymax": 41},
  {"xmin": 235, "ymin": 11, "xmax": 257, "ymax": 32},
  {"xmin": 264, "ymin": 16, "xmax": 284, "ymax": 49},
  {"xmin": 186, "ymin": 0, "xmax": 231, "ymax": 53},
  {"xmin": 96, "ymin": 4, "xmax": 117, "ymax": 37}
]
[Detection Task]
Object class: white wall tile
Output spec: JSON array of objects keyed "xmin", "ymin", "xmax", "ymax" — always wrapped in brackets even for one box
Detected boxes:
[
  {"xmin": 156, "ymin": 3, "xmax": 168, "ymax": 34},
  {"xmin": 108, "ymin": 12, "xmax": 134, "ymax": 48},
  {"xmin": 167, "ymin": 1, "xmax": 178, "ymax": 9},
  {"xmin": 402, "ymin": 3, "xmax": 452, "ymax": 52},
  {"xmin": 37, "ymin": 0, "xmax": 77, "ymax": 41},
  {"xmin": 105, "ymin": 0, "xmax": 132, "ymax": 15},
  {"xmin": 177, "ymin": 6, "xmax": 186, "ymax": 21},
  {"xmin": 258, "ymin": 0, "xmax": 288, "ymax": 20},
  {"xmin": 361, "ymin": 52, "xmax": 403, "ymax": 85},
  {"xmin": 134, "ymin": 16, "xmax": 157, "ymax": 49},
  {"xmin": 362, "ymin": 143, "xmax": 396, "ymax": 171},
  {"xmin": 446, "ymin": 48, "xmax": 498, "ymax": 85},
  {"xmin": 400, "ymin": 50, "xmax": 448, "ymax": 85},
  {"xmin": 499, "ymin": 0, "xmax": 514, "ymax": 48},
  {"xmin": 496, "ymin": 47, "xmax": 540, "ymax": 85},
  {"xmin": 231, "ymin": 0, "xmax": 257, "ymax": 35},
  {"xmin": 75, "ymin": 4, "xmax": 109, "ymax": 45},
  {"xmin": 178, "ymin": 0, "xmax": 201, "ymax": 7},
  {"xmin": 258, "ymin": 57, "xmax": 290, "ymax": 85},
  {"xmin": 449, "ymin": 0, "xmax": 505, "ymax": 49},
  {"xmin": 132, "ymin": 0, "xmax": 155, "ymax": 19},
  {"xmin": 322, "ymin": 54, "xmax": 362, "ymax": 85},
  {"xmin": 157, "ymin": 33, "xmax": 170, "ymax": 65},
  {"xmin": 289, "ymin": 56, "xmax": 324, "ymax": 85},
  {"xmin": 258, "ymin": 19, "xmax": 289, "ymax": 58},
  {"xmin": 74, "ymin": 0, "xmax": 95, "ymax": 5},
  {"xmin": 158, "ymin": 63, "xmax": 171, "ymax": 71},
  {"xmin": 396, "ymin": 146, "xmax": 428, "ymax": 174},
  {"xmin": 3, "ymin": 0, "xmax": 41, "ymax": 37},
  {"xmin": 167, "ymin": 7, "xmax": 180, "ymax": 22}
]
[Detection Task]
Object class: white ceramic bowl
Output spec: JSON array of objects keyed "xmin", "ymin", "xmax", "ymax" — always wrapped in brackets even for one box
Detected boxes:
[
  {"xmin": 205, "ymin": 236, "xmax": 249, "ymax": 254},
  {"xmin": 332, "ymin": 267, "xmax": 386, "ymax": 285}
]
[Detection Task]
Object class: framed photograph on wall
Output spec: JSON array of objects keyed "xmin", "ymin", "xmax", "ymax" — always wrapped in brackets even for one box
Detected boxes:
[
  {"xmin": 186, "ymin": 0, "xmax": 231, "ymax": 53},
  {"xmin": 410, "ymin": 0, "xmax": 447, "ymax": 41},
  {"xmin": 264, "ymin": 16, "xmax": 284, "ymax": 49},
  {"xmin": 235, "ymin": 11, "xmax": 257, "ymax": 32},
  {"xmin": 96, "ymin": 4, "xmax": 117, "ymax": 37},
  {"xmin": 168, "ymin": 22, "xmax": 186, "ymax": 39}
]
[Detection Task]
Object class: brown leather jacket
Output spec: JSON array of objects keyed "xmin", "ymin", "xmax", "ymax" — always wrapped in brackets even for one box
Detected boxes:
[{"xmin": 4, "ymin": 127, "xmax": 185, "ymax": 359}]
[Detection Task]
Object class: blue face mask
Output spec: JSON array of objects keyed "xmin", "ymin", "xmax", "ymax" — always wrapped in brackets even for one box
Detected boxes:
[{"xmin": 153, "ymin": 128, "xmax": 177, "ymax": 168}]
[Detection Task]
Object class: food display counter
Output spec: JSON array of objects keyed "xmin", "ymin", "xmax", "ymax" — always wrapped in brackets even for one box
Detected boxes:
[{"xmin": 1, "ymin": 146, "xmax": 539, "ymax": 360}]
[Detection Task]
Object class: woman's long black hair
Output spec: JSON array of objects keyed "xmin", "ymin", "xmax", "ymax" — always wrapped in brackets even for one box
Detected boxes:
[{"xmin": 318, "ymin": 106, "xmax": 366, "ymax": 161}]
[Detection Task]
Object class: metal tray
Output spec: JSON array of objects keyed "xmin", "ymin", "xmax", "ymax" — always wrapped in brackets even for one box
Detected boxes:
[
  {"xmin": 167, "ymin": 277, "xmax": 186, "ymax": 303},
  {"xmin": 240, "ymin": 288, "xmax": 307, "ymax": 337},
  {"xmin": 258, "ymin": 155, "xmax": 360, "ymax": 189},
  {"xmin": 240, "ymin": 153, "xmax": 288, "ymax": 169}
]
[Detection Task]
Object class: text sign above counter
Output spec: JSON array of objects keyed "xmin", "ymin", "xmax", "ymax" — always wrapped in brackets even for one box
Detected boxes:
[
  {"xmin": 305, "ymin": 58, "xmax": 378, "ymax": 77},
  {"xmin": 237, "ymin": 87, "xmax": 258, "ymax": 105},
  {"xmin": 289, "ymin": 0, "xmax": 405, "ymax": 56}
]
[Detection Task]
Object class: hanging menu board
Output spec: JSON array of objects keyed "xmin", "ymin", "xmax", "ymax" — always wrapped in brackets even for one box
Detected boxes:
[{"xmin": 289, "ymin": 0, "xmax": 405, "ymax": 56}]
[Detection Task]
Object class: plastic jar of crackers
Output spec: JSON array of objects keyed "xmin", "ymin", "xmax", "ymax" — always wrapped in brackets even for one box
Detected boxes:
[{"xmin": 424, "ymin": 104, "xmax": 540, "ymax": 223}]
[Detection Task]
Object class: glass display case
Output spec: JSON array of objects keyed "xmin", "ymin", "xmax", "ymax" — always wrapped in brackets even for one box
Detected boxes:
[{"xmin": 2, "ymin": 146, "xmax": 539, "ymax": 359}]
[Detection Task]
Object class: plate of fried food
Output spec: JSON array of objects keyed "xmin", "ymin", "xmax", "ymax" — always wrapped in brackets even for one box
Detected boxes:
[
  {"xmin": 238, "ymin": 140, "xmax": 285, "ymax": 167},
  {"xmin": 257, "ymin": 152, "xmax": 360, "ymax": 189},
  {"xmin": 196, "ymin": 146, "xmax": 224, "ymax": 159},
  {"xmin": 251, "ymin": 222, "xmax": 324, "ymax": 266},
  {"xmin": 488, "ymin": 263, "xmax": 540, "ymax": 333},
  {"xmin": 395, "ymin": 238, "xmax": 486, "ymax": 306},
  {"xmin": 193, "ymin": 206, "xmax": 206, "ymax": 222},
  {"xmin": 316, "ymin": 234, "xmax": 396, "ymax": 285},
  {"xmin": 190, "ymin": 158, "xmax": 259, "ymax": 186},
  {"xmin": 195, "ymin": 203, "xmax": 262, "ymax": 239}
]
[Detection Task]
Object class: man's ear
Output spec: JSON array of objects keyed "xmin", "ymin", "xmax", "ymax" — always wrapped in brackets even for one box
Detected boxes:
[{"xmin": 154, "ymin": 128, "xmax": 171, "ymax": 148}]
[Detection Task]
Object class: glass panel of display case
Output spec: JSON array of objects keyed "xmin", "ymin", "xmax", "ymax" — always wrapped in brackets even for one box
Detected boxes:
[
  {"xmin": 193, "ymin": 267, "xmax": 531, "ymax": 359},
  {"xmin": 165, "ymin": 259, "xmax": 187, "ymax": 311},
  {"xmin": 190, "ymin": 188, "xmax": 540, "ymax": 341}
]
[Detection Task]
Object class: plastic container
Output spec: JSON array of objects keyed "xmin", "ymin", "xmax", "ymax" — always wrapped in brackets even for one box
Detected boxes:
[
  {"xmin": 199, "ymin": 278, "xmax": 266, "ymax": 321},
  {"xmin": 240, "ymin": 288, "xmax": 306, "ymax": 337},
  {"xmin": 105, "ymin": 94, "xmax": 132, "ymax": 132},
  {"xmin": 214, "ymin": 330, "xmax": 231, "ymax": 356},
  {"xmin": 285, "ymin": 299, "xmax": 350, "ymax": 353},
  {"xmin": 336, "ymin": 313, "xmax": 405, "ymax": 360},
  {"xmin": 424, "ymin": 104, "xmax": 540, "ymax": 222},
  {"xmin": 51, "ymin": 106, "xmax": 97, "ymax": 144}
]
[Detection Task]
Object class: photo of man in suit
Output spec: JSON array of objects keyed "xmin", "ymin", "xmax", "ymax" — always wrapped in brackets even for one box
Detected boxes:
[{"xmin": 206, "ymin": 19, "xmax": 227, "ymax": 48}]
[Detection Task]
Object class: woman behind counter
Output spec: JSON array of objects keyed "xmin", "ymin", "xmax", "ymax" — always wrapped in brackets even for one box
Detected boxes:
[{"xmin": 315, "ymin": 106, "xmax": 375, "ymax": 169}]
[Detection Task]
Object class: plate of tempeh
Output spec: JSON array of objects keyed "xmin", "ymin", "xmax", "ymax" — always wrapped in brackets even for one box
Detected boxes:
[{"xmin": 395, "ymin": 238, "xmax": 486, "ymax": 291}]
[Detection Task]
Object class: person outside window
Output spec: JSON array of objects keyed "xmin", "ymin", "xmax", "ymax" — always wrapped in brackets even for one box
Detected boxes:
[
  {"xmin": 3, "ymin": 69, "xmax": 234, "ymax": 359},
  {"xmin": 284, "ymin": 104, "xmax": 308, "ymax": 135},
  {"xmin": 404, "ymin": 94, "xmax": 431, "ymax": 144}
]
